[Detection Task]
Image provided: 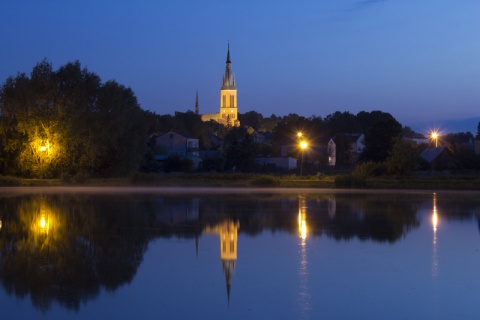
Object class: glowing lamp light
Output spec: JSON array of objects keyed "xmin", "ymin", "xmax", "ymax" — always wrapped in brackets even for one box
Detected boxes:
[
  {"xmin": 39, "ymin": 145, "xmax": 47, "ymax": 152},
  {"xmin": 297, "ymin": 132, "xmax": 303, "ymax": 138},
  {"xmin": 40, "ymin": 214, "xmax": 47, "ymax": 230},
  {"xmin": 300, "ymin": 141, "xmax": 308, "ymax": 150}
]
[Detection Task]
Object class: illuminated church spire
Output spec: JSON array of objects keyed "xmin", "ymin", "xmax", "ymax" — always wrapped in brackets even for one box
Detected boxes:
[
  {"xmin": 222, "ymin": 43, "xmax": 236, "ymax": 90},
  {"xmin": 200, "ymin": 43, "xmax": 240, "ymax": 127},
  {"xmin": 219, "ymin": 43, "xmax": 238, "ymax": 127}
]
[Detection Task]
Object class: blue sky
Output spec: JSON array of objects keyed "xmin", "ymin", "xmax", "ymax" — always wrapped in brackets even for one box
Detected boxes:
[{"xmin": 1, "ymin": 0, "xmax": 479, "ymax": 131}]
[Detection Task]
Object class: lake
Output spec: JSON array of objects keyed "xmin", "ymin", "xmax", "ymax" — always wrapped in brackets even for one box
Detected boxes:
[{"xmin": 1, "ymin": 187, "xmax": 479, "ymax": 319}]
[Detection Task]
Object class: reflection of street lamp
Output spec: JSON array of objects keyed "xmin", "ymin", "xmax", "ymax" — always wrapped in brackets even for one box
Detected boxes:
[
  {"xmin": 300, "ymin": 140, "xmax": 307, "ymax": 176},
  {"xmin": 37, "ymin": 203, "xmax": 50, "ymax": 236},
  {"xmin": 432, "ymin": 192, "xmax": 439, "ymax": 277},
  {"xmin": 298, "ymin": 196, "xmax": 308, "ymax": 240},
  {"xmin": 431, "ymin": 131, "xmax": 439, "ymax": 148}
]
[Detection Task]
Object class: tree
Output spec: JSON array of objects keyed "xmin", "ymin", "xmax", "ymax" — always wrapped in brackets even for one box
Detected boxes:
[
  {"xmin": 334, "ymin": 134, "xmax": 353, "ymax": 167},
  {"xmin": 259, "ymin": 113, "xmax": 279, "ymax": 132},
  {"xmin": 0, "ymin": 60, "xmax": 147, "ymax": 177},
  {"xmin": 386, "ymin": 137, "xmax": 420, "ymax": 175},
  {"xmin": 477, "ymin": 121, "xmax": 480, "ymax": 139},
  {"xmin": 324, "ymin": 111, "xmax": 360, "ymax": 136},
  {"xmin": 356, "ymin": 110, "xmax": 395, "ymax": 134},
  {"xmin": 239, "ymin": 111, "xmax": 263, "ymax": 131},
  {"xmin": 0, "ymin": 60, "xmax": 63, "ymax": 177},
  {"xmin": 361, "ymin": 117, "xmax": 402, "ymax": 163}
]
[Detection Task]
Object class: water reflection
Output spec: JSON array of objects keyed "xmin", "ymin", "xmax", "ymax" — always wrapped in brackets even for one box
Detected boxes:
[
  {"xmin": 0, "ymin": 195, "xmax": 154, "ymax": 312},
  {"xmin": 204, "ymin": 220, "xmax": 239, "ymax": 304},
  {"xmin": 431, "ymin": 193, "xmax": 439, "ymax": 277},
  {"xmin": 1, "ymin": 191, "xmax": 480, "ymax": 315},
  {"xmin": 297, "ymin": 195, "xmax": 311, "ymax": 318}
]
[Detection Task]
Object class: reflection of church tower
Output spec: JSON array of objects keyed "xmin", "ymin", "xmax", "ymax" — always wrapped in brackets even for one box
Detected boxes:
[
  {"xmin": 220, "ymin": 220, "xmax": 238, "ymax": 303},
  {"xmin": 220, "ymin": 44, "xmax": 239, "ymax": 127},
  {"xmin": 204, "ymin": 220, "xmax": 239, "ymax": 304}
]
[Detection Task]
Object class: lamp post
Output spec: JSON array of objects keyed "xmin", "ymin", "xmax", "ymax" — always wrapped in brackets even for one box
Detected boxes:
[
  {"xmin": 431, "ymin": 132, "xmax": 438, "ymax": 148},
  {"xmin": 39, "ymin": 142, "xmax": 48, "ymax": 178},
  {"xmin": 300, "ymin": 140, "xmax": 307, "ymax": 176}
]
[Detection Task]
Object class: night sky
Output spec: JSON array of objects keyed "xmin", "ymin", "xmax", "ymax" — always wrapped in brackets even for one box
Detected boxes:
[{"xmin": 1, "ymin": 0, "xmax": 479, "ymax": 131}]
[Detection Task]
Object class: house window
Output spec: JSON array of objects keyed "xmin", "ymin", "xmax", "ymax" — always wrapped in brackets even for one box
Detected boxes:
[
  {"xmin": 230, "ymin": 95, "xmax": 234, "ymax": 107},
  {"xmin": 222, "ymin": 95, "xmax": 226, "ymax": 107}
]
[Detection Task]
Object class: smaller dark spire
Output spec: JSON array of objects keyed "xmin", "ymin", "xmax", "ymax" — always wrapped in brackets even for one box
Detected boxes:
[
  {"xmin": 195, "ymin": 90, "xmax": 199, "ymax": 115},
  {"xmin": 226, "ymin": 42, "xmax": 231, "ymax": 64}
]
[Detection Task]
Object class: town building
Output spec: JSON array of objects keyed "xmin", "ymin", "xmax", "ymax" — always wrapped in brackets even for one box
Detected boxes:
[
  {"xmin": 255, "ymin": 157, "xmax": 298, "ymax": 171},
  {"xmin": 474, "ymin": 140, "xmax": 480, "ymax": 155},
  {"xmin": 153, "ymin": 130, "xmax": 201, "ymax": 168},
  {"xmin": 420, "ymin": 147, "xmax": 457, "ymax": 170}
]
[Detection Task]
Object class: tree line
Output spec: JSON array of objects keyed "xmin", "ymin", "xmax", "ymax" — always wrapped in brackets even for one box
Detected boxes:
[{"xmin": 1, "ymin": 60, "xmax": 479, "ymax": 178}]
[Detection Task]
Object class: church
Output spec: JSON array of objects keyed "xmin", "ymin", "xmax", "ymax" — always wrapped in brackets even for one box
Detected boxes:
[{"xmin": 199, "ymin": 44, "xmax": 240, "ymax": 127}]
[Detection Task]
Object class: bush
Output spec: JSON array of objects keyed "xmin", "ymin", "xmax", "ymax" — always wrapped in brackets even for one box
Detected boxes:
[
  {"xmin": 0, "ymin": 175, "xmax": 22, "ymax": 186},
  {"xmin": 334, "ymin": 174, "xmax": 366, "ymax": 188},
  {"xmin": 250, "ymin": 175, "xmax": 280, "ymax": 187},
  {"xmin": 73, "ymin": 173, "xmax": 88, "ymax": 184},
  {"xmin": 60, "ymin": 173, "xmax": 72, "ymax": 184},
  {"xmin": 354, "ymin": 161, "xmax": 388, "ymax": 177},
  {"xmin": 129, "ymin": 172, "xmax": 161, "ymax": 185}
]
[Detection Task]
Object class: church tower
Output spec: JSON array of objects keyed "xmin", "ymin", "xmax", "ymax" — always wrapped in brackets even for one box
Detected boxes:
[
  {"xmin": 200, "ymin": 44, "xmax": 240, "ymax": 127},
  {"xmin": 219, "ymin": 44, "xmax": 239, "ymax": 127}
]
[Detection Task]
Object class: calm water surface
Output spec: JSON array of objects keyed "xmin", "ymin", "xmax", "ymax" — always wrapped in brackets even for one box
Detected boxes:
[{"xmin": 1, "ymin": 188, "xmax": 480, "ymax": 319}]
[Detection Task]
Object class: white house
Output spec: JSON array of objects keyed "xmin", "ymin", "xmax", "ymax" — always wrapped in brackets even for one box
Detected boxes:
[{"xmin": 327, "ymin": 133, "xmax": 365, "ymax": 166}]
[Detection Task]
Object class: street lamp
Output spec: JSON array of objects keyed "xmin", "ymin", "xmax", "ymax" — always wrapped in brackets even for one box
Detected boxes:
[{"xmin": 300, "ymin": 140, "xmax": 308, "ymax": 176}]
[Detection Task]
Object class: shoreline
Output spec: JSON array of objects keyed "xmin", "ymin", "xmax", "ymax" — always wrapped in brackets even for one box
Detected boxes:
[{"xmin": 2, "ymin": 185, "xmax": 480, "ymax": 195}]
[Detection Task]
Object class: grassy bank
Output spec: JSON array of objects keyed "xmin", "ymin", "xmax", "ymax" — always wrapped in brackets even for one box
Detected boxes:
[{"xmin": 2, "ymin": 173, "xmax": 480, "ymax": 190}]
